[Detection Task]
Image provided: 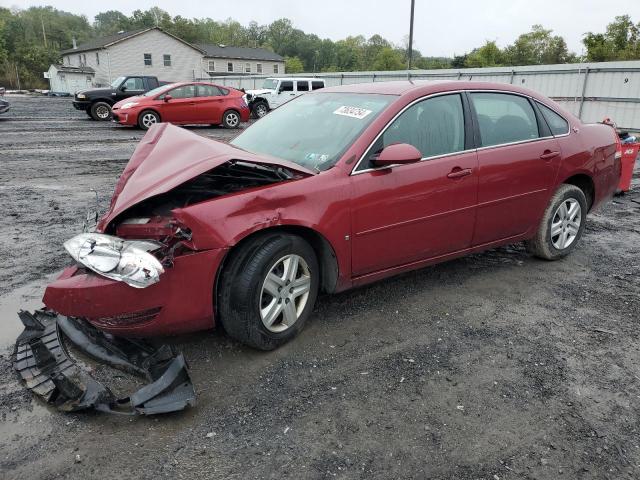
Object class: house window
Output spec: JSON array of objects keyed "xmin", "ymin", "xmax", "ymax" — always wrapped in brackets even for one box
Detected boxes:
[
  {"xmin": 96, "ymin": 52, "xmax": 99, "ymax": 65},
  {"xmin": 257, "ymin": 63, "xmax": 263, "ymax": 74},
  {"xmin": 273, "ymin": 64, "xmax": 279, "ymax": 74},
  {"xmin": 144, "ymin": 53, "xmax": 152, "ymax": 66},
  {"xmin": 227, "ymin": 62, "xmax": 234, "ymax": 73},
  {"xmin": 245, "ymin": 63, "xmax": 251, "ymax": 73},
  {"xmin": 163, "ymin": 54, "xmax": 171, "ymax": 67},
  {"xmin": 208, "ymin": 60, "xmax": 215, "ymax": 72}
]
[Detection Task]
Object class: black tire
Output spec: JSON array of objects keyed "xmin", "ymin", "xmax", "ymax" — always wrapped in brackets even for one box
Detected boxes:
[
  {"xmin": 222, "ymin": 109, "xmax": 241, "ymax": 129},
  {"xmin": 90, "ymin": 101, "xmax": 112, "ymax": 121},
  {"xmin": 218, "ymin": 233, "xmax": 320, "ymax": 350},
  {"xmin": 526, "ymin": 184, "xmax": 588, "ymax": 260},
  {"xmin": 251, "ymin": 100, "xmax": 269, "ymax": 119},
  {"xmin": 137, "ymin": 110, "xmax": 160, "ymax": 130}
]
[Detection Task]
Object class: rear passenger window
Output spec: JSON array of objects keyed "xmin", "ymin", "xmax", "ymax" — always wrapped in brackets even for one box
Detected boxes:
[
  {"xmin": 165, "ymin": 84, "xmax": 196, "ymax": 99},
  {"xmin": 471, "ymin": 93, "xmax": 539, "ymax": 147},
  {"xmin": 312, "ymin": 81, "xmax": 324, "ymax": 90},
  {"xmin": 361, "ymin": 94, "xmax": 465, "ymax": 170},
  {"xmin": 197, "ymin": 85, "xmax": 222, "ymax": 97},
  {"xmin": 536, "ymin": 102, "xmax": 569, "ymax": 136},
  {"xmin": 296, "ymin": 81, "xmax": 309, "ymax": 92}
]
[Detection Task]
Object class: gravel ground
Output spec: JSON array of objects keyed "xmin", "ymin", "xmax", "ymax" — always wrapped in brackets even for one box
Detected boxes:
[{"xmin": 1, "ymin": 95, "xmax": 639, "ymax": 480}]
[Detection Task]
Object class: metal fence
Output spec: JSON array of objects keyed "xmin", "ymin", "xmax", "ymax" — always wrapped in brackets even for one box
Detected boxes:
[{"xmin": 201, "ymin": 60, "xmax": 640, "ymax": 132}]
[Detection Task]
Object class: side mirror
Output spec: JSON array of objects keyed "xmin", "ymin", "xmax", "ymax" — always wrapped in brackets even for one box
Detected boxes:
[
  {"xmin": 372, "ymin": 143, "xmax": 422, "ymax": 168},
  {"xmin": 120, "ymin": 86, "xmax": 127, "ymax": 92},
  {"xmin": 163, "ymin": 95, "xmax": 172, "ymax": 102}
]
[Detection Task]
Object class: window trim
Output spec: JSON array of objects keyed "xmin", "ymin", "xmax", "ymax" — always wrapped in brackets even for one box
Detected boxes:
[
  {"xmin": 227, "ymin": 62, "xmax": 234, "ymax": 73},
  {"xmin": 256, "ymin": 63, "xmax": 263, "ymax": 73},
  {"xmin": 350, "ymin": 89, "xmax": 564, "ymax": 176},
  {"xmin": 273, "ymin": 64, "xmax": 279, "ymax": 74},
  {"xmin": 144, "ymin": 53, "xmax": 152, "ymax": 66},
  {"xmin": 245, "ymin": 62, "xmax": 251, "ymax": 73},
  {"xmin": 163, "ymin": 54, "xmax": 171, "ymax": 67}
]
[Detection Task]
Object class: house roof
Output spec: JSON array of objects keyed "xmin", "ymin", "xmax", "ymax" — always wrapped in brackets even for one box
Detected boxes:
[
  {"xmin": 197, "ymin": 44, "xmax": 283, "ymax": 62},
  {"xmin": 52, "ymin": 65, "xmax": 95, "ymax": 74},
  {"xmin": 60, "ymin": 27, "xmax": 205, "ymax": 55}
]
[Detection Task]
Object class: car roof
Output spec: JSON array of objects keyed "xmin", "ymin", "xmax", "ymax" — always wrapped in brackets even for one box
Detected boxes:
[{"xmin": 321, "ymin": 80, "xmax": 545, "ymax": 99}]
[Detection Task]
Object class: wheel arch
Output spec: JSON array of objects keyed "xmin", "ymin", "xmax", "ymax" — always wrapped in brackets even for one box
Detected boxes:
[
  {"xmin": 560, "ymin": 173, "xmax": 595, "ymax": 211},
  {"xmin": 214, "ymin": 225, "xmax": 339, "ymax": 315},
  {"xmin": 90, "ymin": 98, "xmax": 114, "ymax": 106},
  {"xmin": 138, "ymin": 108, "xmax": 162, "ymax": 123}
]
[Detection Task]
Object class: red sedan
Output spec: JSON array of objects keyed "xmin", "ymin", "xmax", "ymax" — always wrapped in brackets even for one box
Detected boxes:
[
  {"xmin": 111, "ymin": 81, "xmax": 250, "ymax": 129},
  {"xmin": 44, "ymin": 81, "xmax": 621, "ymax": 350}
]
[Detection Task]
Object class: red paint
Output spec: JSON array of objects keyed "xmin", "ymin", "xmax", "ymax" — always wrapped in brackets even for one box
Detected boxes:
[
  {"xmin": 111, "ymin": 82, "xmax": 250, "ymax": 127},
  {"xmin": 619, "ymin": 143, "xmax": 639, "ymax": 192},
  {"xmin": 44, "ymin": 81, "xmax": 621, "ymax": 337}
]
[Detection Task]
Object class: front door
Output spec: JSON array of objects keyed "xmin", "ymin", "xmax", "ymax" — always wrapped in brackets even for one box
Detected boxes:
[
  {"xmin": 157, "ymin": 84, "xmax": 197, "ymax": 123},
  {"xmin": 469, "ymin": 92, "xmax": 562, "ymax": 245},
  {"xmin": 271, "ymin": 80, "xmax": 294, "ymax": 108},
  {"xmin": 350, "ymin": 93, "xmax": 478, "ymax": 276}
]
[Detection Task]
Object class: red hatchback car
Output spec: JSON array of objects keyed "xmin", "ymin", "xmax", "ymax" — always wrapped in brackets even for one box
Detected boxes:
[
  {"xmin": 44, "ymin": 81, "xmax": 621, "ymax": 350},
  {"xmin": 111, "ymin": 81, "xmax": 250, "ymax": 130}
]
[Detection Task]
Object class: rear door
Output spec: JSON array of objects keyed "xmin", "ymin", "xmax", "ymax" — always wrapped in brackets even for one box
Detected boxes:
[
  {"xmin": 469, "ymin": 92, "xmax": 562, "ymax": 245},
  {"xmin": 350, "ymin": 93, "xmax": 478, "ymax": 276},
  {"xmin": 156, "ymin": 84, "xmax": 197, "ymax": 123},
  {"xmin": 196, "ymin": 84, "xmax": 226, "ymax": 124}
]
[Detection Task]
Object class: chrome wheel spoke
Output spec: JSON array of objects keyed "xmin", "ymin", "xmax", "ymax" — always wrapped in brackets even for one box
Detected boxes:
[
  {"xmin": 567, "ymin": 222, "xmax": 579, "ymax": 235},
  {"xmin": 283, "ymin": 256, "xmax": 299, "ymax": 283},
  {"xmin": 264, "ymin": 273, "xmax": 283, "ymax": 297},
  {"xmin": 291, "ymin": 276, "xmax": 311, "ymax": 299},
  {"xmin": 567, "ymin": 202, "xmax": 580, "ymax": 221},
  {"xmin": 282, "ymin": 301, "xmax": 297, "ymax": 326},
  {"xmin": 550, "ymin": 197, "xmax": 581, "ymax": 250},
  {"xmin": 550, "ymin": 221, "xmax": 563, "ymax": 237},
  {"xmin": 261, "ymin": 299, "xmax": 283, "ymax": 327}
]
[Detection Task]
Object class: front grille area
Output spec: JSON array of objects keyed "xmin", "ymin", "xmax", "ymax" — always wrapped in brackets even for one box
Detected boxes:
[{"xmin": 89, "ymin": 307, "xmax": 162, "ymax": 328}]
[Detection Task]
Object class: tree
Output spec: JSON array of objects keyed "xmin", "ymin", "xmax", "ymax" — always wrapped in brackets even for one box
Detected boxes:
[
  {"xmin": 504, "ymin": 25, "xmax": 572, "ymax": 65},
  {"xmin": 584, "ymin": 15, "xmax": 640, "ymax": 61},
  {"xmin": 94, "ymin": 10, "xmax": 130, "ymax": 35},
  {"xmin": 284, "ymin": 56, "xmax": 304, "ymax": 73},
  {"xmin": 372, "ymin": 47, "xmax": 404, "ymax": 70},
  {"xmin": 465, "ymin": 41, "xmax": 505, "ymax": 67}
]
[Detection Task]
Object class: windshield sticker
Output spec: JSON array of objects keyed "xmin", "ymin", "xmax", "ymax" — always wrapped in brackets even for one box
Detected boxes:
[{"xmin": 333, "ymin": 106, "xmax": 373, "ymax": 120}]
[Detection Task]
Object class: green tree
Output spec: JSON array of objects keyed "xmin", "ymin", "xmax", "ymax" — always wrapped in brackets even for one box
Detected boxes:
[
  {"xmin": 584, "ymin": 15, "xmax": 640, "ymax": 61},
  {"xmin": 284, "ymin": 56, "xmax": 304, "ymax": 73},
  {"xmin": 504, "ymin": 25, "xmax": 572, "ymax": 65},
  {"xmin": 372, "ymin": 47, "xmax": 405, "ymax": 70},
  {"xmin": 465, "ymin": 41, "xmax": 505, "ymax": 67}
]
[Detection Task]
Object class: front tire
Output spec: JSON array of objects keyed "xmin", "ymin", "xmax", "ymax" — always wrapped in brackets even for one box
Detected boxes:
[
  {"xmin": 90, "ymin": 101, "xmax": 112, "ymax": 121},
  {"xmin": 218, "ymin": 234, "xmax": 319, "ymax": 350},
  {"xmin": 222, "ymin": 110, "xmax": 241, "ymax": 129},
  {"xmin": 251, "ymin": 100, "xmax": 269, "ymax": 118},
  {"xmin": 137, "ymin": 110, "xmax": 160, "ymax": 130},
  {"xmin": 526, "ymin": 184, "xmax": 587, "ymax": 260}
]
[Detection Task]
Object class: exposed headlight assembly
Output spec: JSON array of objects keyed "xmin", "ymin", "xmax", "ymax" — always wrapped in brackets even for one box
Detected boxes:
[
  {"xmin": 120, "ymin": 102, "xmax": 138, "ymax": 109},
  {"xmin": 64, "ymin": 233, "xmax": 164, "ymax": 288},
  {"xmin": 76, "ymin": 93, "xmax": 86, "ymax": 99}
]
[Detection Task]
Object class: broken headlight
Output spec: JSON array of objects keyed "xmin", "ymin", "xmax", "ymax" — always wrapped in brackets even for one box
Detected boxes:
[{"xmin": 64, "ymin": 233, "xmax": 165, "ymax": 288}]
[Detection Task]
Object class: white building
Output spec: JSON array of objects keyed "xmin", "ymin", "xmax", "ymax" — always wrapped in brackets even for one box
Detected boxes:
[{"xmin": 48, "ymin": 27, "xmax": 285, "ymax": 93}]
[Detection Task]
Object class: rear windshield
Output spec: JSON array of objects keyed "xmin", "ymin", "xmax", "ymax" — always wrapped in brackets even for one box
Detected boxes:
[{"xmin": 232, "ymin": 92, "xmax": 394, "ymax": 171}]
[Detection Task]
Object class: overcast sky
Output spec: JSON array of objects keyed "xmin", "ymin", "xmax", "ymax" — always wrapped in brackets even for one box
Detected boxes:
[{"xmin": 3, "ymin": 0, "xmax": 640, "ymax": 57}]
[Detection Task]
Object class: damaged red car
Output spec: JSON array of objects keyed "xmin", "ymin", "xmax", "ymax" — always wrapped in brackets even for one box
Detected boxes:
[{"xmin": 43, "ymin": 81, "xmax": 621, "ymax": 350}]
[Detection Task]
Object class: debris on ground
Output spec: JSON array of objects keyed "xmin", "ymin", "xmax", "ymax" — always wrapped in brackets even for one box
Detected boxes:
[{"xmin": 14, "ymin": 309, "xmax": 196, "ymax": 415}]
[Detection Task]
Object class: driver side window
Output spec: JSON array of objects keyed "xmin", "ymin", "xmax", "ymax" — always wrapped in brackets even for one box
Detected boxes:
[
  {"xmin": 123, "ymin": 77, "xmax": 144, "ymax": 91},
  {"xmin": 359, "ymin": 94, "xmax": 466, "ymax": 171},
  {"xmin": 164, "ymin": 84, "xmax": 196, "ymax": 99}
]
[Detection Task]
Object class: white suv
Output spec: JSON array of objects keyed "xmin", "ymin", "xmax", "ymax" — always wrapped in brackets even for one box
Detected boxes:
[{"xmin": 246, "ymin": 78, "xmax": 326, "ymax": 118}]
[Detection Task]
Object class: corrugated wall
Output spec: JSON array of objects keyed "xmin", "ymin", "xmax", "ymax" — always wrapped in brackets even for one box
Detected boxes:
[{"xmin": 203, "ymin": 60, "xmax": 640, "ymax": 131}]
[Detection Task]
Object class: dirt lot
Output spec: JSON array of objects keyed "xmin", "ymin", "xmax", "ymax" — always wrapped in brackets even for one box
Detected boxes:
[{"xmin": 1, "ymin": 95, "xmax": 640, "ymax": 480}]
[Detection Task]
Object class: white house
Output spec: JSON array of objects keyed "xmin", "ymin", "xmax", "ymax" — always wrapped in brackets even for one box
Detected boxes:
[{"xmin": 48, "ymin": 27, "xmax": 285, "ymax": 93}]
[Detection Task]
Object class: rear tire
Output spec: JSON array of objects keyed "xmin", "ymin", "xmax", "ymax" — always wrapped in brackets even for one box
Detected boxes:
[
  {"xmin": 137, "ymin": 110, "xmax": 160, "ymax": 130},
  {"xmin": 526, "ymin": 184, "xmax": 587, "ymax": 260},
  {"xmin": 222, "ymin": 109, "xmax": 241, "ymax": 129},
  {"xmin": 218, "ymin": 233, "xmax": 319, "ymax": 350},
  {"xmin": 90, "ymin": 101, "xmax": 112, "ymax": 121}
]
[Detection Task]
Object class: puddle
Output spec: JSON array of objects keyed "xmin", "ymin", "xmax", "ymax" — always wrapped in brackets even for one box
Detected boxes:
[{"xmin": 0, "ymin": 274, "xmax": 56, "ymax": 350}]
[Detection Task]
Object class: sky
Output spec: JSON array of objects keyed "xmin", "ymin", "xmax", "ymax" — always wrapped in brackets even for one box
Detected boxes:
[{"xmin": 2, "ymin": 0, "xmax": 640, "ymax": 57}]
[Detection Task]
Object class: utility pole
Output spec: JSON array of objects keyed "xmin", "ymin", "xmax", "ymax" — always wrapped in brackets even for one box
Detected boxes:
[{"xmin": 407, "ymin": 0, "xmax": 415, "ymax": 70}]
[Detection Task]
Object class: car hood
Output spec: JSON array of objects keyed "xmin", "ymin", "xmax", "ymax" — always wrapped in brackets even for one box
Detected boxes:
[
  {"xmin": 98, "ymin": 123, "xmax": 315, "ymax": 229},
  {"xmin": 76, "ymin": 87, "xmax": 114, "ymax": 97},
  {"xmin": 246, "ymin": 89, "xmax": 274, "ymax": 96},
  {"xmin": 113, "ymin": 95, "xmax": 144, "ymax": 108}
]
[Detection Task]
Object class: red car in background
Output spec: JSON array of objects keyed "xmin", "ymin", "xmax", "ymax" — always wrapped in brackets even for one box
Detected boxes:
[
  {"xmin": 111, "ymin": 81, "xmax": 250, "ymax": 130},
  {"xmin": 45, "ymin": 81, "xmax": 621, "ymax": 351}
]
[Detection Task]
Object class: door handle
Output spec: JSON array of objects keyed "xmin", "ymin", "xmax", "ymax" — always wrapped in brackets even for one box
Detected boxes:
[
  {"xmin": 447, "ymin": 168, "xmax": 472, "ymax": 179},
  {"xmin": 540, "ymin": 151, "xmax": 560, "ymax": 160},
  {"xmin": 189, "ymin": 102, "xmax": 196, "ymax": 105}
]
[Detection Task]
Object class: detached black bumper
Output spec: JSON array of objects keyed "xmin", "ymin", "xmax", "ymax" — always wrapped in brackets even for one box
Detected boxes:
[
  {"xmin": 0, "ymin": 104, "xmax": 9, "ymax": 114},
  {"xmin": 72, "ymin": 100, "xmax": 90, "ymax": 111},
  {"xmin": 14, "ymin": 310, "xmax": 196, "ymax": 415}
]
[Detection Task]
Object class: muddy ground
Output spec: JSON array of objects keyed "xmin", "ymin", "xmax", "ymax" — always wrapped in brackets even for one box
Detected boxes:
[{"xmin": 1, "ymin": 95, "xmax": 639, "ymax": 480}]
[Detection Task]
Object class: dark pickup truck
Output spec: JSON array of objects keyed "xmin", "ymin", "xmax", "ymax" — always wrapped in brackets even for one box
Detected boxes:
[{"xmin": 73, "ymin": 75, "xmax": 165, "ymax": 121}]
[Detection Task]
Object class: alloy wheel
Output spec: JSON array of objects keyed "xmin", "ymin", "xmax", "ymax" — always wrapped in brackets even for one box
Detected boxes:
[
  {"xmin": 96, "ymin": 105, "xmax": 110, "ymax": 119},
  {"xmin": 260, "ymin": 254, "xmax": 311, "ymax": 333},
  {"xmin": 142, "ymin": 113, "xmax": 157, "ymax": 128},
  {"xmin": 551, "ymin": 198, "xmax": 581, "ymax": 250},
  {"xmin": 255, "ymin": 104, "xmax": 268, "ymax": 118},
  {"xmin": 226, "ymin": 112, "xmax": 239, "ymax": 127}
]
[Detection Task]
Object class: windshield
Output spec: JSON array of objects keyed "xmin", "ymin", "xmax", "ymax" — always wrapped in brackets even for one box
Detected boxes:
[
  {"xmin": 261, "ymin": 79, "xmax": 278, "ymax": 90},
  {"xmin": 231, "ymin": 92, "xmax": 394, "ymax": 171},
  {"xmin": 110, "ymin": 76, "xmax": 125, "ymax": 88},
  {"xmin": 144, "ymin": 85, "xmax": 171, "ymax": 97}
]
